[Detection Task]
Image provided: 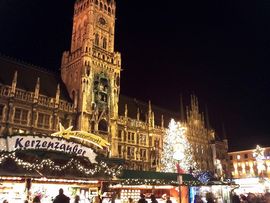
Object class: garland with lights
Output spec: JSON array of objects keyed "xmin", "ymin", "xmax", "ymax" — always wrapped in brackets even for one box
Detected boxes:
[
  {"xmin": 0, "ymin": 151, "xmax": 122, "ymax": 178},
  {"xmin": 120, "ymin": 178, "xmax": 201, "ymax": 186}
]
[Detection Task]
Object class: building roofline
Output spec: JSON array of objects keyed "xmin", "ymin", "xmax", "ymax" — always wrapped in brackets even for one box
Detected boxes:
[
  {"xmin": 228, "ymin": 146, "xmax": 270, "ymax": 154},
  {"xmin": 0, "ymin": 53, "xmax": 58, "ymax": 75}
]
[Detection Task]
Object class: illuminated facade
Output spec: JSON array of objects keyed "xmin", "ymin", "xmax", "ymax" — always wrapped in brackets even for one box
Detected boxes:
[
  {"xmin": 229, "ymin": 146, "xmax": 270, "ymax": 179},
  {"xmin": 0, "ymin": 0, "xmax": 227, "ymax": 173}
]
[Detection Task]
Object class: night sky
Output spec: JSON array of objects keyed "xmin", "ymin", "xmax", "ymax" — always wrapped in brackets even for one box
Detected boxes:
[{"xmin": 0, "ymin": 0, "xmax": 269, "ymax": 151}]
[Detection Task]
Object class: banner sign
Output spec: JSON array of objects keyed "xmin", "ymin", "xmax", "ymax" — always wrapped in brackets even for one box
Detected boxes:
[
  {"xmin": 1, "ymin": 135, "xmax": 97, "ymax": 163},
  {"xmin": 52, "ymin": 124, "xmax": 110, "ymax": 149}
]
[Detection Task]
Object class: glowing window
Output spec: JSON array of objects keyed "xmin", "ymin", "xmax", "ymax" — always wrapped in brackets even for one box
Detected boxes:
[
  {"xmin": 14, "ymin": 108, "xmax": 28, "ymax": 125},
  {"xmin": 37, "ymin": 113, "xmax": 50, "ymax": 129},
  {"xmin": 237, "ymin": 155, "xmax": 241, "ymax": 160}
]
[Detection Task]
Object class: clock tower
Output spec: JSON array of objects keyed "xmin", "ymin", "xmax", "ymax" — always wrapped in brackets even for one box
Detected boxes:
[{"xmin": 61, "ymin": 0, "xmax": 121, "ymax": 143}]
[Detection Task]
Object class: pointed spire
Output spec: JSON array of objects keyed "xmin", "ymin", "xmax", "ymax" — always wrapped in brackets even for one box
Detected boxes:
[
  {"xmin": 137, "ymin": 108, "xmax": 140, "ymax": 121},
  {"xmin": 148, "ymin": 100, "xmax": 152, "ymax": 126},
  {"xmin": 124, "ymin": 104, "xmax": 128, "ymax": 118},
  {"xmin": 11, "ymin": 71, "xmax": 18, "ymax": 95},
  {"xmin": 161, "ymin": 115, "xmax": 164, "ymax": 128},
  {"xmin": 55, "ymin": 84, "xmax": 60, "ymax": 106},
  {"xmin": 148, "ymin": 100, "xmax": 152, "ymax": 114},
  {"xmin": 152, "ymin": 112, "xmax": 155, "ymax": 127},
  {"xmin": 34, "ymin": 77, "xmax": 40, "ymax": 102},
  {"xmin": 180, "ymin": 94, "xmax": 185, "ymax": 122}
]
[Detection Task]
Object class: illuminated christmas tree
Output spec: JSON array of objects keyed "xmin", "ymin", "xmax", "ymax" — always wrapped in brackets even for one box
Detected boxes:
[{"xmin": 161, "ymin": 119, "xmax": 196, "ymax": 173}]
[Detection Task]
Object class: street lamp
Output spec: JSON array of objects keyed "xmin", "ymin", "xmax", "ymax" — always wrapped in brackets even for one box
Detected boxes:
[{"xmin": 173, "ymin": 147, "xmax": 184, "ymax": 203}]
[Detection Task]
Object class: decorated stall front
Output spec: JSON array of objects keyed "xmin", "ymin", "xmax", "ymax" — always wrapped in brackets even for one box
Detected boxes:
[
  {"xmin": 189, "ymin": 172, "xmax": 237, "ymax": 203},
  {"xmin": 110, "ymin": 170, "xmax": 201, "ymax": 203},
  {"xmin": 0, "ymin": 126, "xmax": 122, "ymax": 203}
]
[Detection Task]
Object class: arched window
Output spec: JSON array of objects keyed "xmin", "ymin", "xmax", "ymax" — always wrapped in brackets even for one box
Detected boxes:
[
  {"xmin": 95, "ymin": 34, "xmax": 99, "ymax": 46},
  {"xmin": 108, "ymin": 7, "xmax": 111, "ymax": 13},
  {"xmin": 104, "ymin": 5, "xmax": 107, "ymax": 11},
  {"xmin": 98, "ymin": 119, "xmax": 108, "ymax": 133},
  {"xmin": 100, "ymin": 2, "xmax": 103, "ymax": 10},
  {"xmin": 87, "ymin": 67, "xmax": 90, "ymax": 76},
  {"xmin": 103, "ymin": 38, "xmax": 107, "ymax": 49},
  {"xmin": 95, "ymin": 0, "xmax": 98, "ymax": 5}
]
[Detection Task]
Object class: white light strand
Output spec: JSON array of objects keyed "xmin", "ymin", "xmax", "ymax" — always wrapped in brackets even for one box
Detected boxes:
[
  {"xmin": 0, "ymin": 152, "xmax": 122, "ymax": 177},
  {"xmin": 161, "ymin": 119, "xmax": 198, "ymax": 173}
]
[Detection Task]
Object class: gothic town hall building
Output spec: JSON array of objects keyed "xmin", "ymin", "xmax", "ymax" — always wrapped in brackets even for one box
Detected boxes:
[{"xmin": 0, "ymin": 0, "xmax": 228, "ymax": 175}]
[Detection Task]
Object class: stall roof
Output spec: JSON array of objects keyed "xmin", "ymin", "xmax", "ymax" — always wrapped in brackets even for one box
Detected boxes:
[
  {"xmin": 0, "ymin": 150, "xmax": 122, "ymax": 181},
  {"xmin": 120, "ymin": 170, "xmax": 199, "ymax": 183}
]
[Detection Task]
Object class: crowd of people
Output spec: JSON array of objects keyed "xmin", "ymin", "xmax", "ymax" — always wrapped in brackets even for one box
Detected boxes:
[
  {"xmin": 231, "ymin": 192, "xmax": 270, "ymax": 203},
  {"xmin": 4, "ymin": 191, "xmax": 270, "ymax": 203},
  {"xmin": 193, "ymin": 192, "xmax": 270, "ymax": 203},
  {"xmin": 2, "ymin": 188, "xmax": 78, "ymax": 203},
  {"xmin": 1, "ymin": 192, "xmax": 174, "ymax": 203}
]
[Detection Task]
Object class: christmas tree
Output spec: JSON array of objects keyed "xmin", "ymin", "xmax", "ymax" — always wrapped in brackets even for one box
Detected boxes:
[{"xmin": 161, "ymin": 119, "xmax": 196, "ymax": 173}]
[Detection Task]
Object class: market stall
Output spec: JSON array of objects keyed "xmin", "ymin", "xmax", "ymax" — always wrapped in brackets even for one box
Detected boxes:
[
  {"xmin": 0, "ymin": 132, "xmax": 122, "ymax": 203},
  {"xmin": 190, "ymin": 182, "xmax": 232, "ymax": 203},
  {"xmin": 109, "ymin": 170, "xmax": 201, "ymax": 203}
]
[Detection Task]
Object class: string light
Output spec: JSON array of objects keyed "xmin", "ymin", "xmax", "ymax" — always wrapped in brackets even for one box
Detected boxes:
[
  {"xmin": 120, "ymin": 178, "xmax": 201, "ymax": 186},
  {"xmin": 161, "ymin": 119, "xmax": 198, "ymax": 173},
  {"xmin": 0, "ymin": 152, "xmax": 122, "ymax": 177}
]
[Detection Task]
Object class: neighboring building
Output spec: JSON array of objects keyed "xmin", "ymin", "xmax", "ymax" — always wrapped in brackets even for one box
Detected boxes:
[
  {"xmin": 229, "ymin": 146, "xmax": 270, "ymax": 179},
  {"xmin": 211, "ymin": 138, "xmax": 229, "ymax": 178},
  {"xmin": 0, "ymin": 0, "xmax": 227, "ymax": 173},
  {"xmin": 185, "ymin": 96, "xmax": 215, "ymax": 171}
]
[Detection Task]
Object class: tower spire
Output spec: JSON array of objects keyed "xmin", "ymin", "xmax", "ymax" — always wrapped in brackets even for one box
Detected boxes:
[
  {"xmin": 34, "ymin": 77, "xmax": 40, "ymax": 102},
  {"xmin": 180, "ymin": 94, "xmax": 185, "ymax": 122},
  {"xmin": 11, "ymin": 71, "xmax": 17, "ymax": 96},
  {"xmin": 125, "ymin": 104, "xmax": 128, "ymax": 118},
  {"xmin": 60, "ymin": 0, "xmax": 121, "ymax": 132},
  {"xmin": 55, "ymin": 84, "xmax": 60, "ymax": 107},
  {"xmin": 137, "ymin": 108, "xmax": 140, "ymax": 121}
]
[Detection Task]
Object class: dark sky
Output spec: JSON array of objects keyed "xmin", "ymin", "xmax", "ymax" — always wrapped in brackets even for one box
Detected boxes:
[{"xmin": 0, "ymin": 0, "xmax": 269, "ymax": 151}]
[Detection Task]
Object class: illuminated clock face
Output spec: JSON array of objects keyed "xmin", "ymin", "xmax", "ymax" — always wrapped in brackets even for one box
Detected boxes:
[{"xmin": 99, "ymin": 17, "xmax": 106, "ymax": 26}]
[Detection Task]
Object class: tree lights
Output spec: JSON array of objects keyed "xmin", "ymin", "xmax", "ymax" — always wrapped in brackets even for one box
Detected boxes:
[{"xmin": 161, "ymin": 119, "xmax": 197, "ymax": 173}]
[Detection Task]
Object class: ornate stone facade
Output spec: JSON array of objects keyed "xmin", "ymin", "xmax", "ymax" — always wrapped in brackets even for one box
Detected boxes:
[{"xmin": 0, "ymin": 0, "xmax": 228, "ymax": 173}]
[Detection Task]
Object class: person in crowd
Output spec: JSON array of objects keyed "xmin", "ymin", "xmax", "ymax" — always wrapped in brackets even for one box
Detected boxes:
[
  {"xmin": 111, "ymin": 192, "xmax": 116, "ymax": 203},
  {"xmin": 2, "ymin": 200, "xmax": 8, "ymax": 203},
  {"xmin": 53, "ymin": 188, "xmax": 70, "ymax": 203},
  {"xmin": 232, "ymin": 193, "xmax": 240, "ymax": 203},
  {"xmin": 138, "ymin": 194, "xmax": 147, "ymax": 203},
  {"xmin": 166, "ymin": 196, "xmax": 172, "ymax": 203},
  {"xmin": 194, "ymin": 195, "xmax": 203, "ymax": 203},
  {"xmin": 33, "ymin": 196, "xmax": 41, "ymax": 203},
  {"xmin": 74, "ymin": 195, "xmax": 80, "ymax": 203},
  {"xmin": 93, "ymin": 195, "xmax": 101, "ymax": 203},
  {"xmin": 128, "ymin": 197, "xmax": 133, "ymax": 203},
  {"xmin": 240, "ymin": 194, "xmax": 248, "ymax": 203},
  {"xmin": 247, "ymin": 193, "xmax": 257, "ymax": 203},
  {"xmin": 24, "ymin": 201, "xmax": 29, "ymax": 203},
  {"xmin": 264, "ymin": 192, "xmax": 270, "ymax": 203},
  {"xmin": 206, "ymin": 192, "xmax": 215, "ymax": 203},
  {"xmin": 150, "ymin": 194, "xmax": 158, "ymax": 203}
]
